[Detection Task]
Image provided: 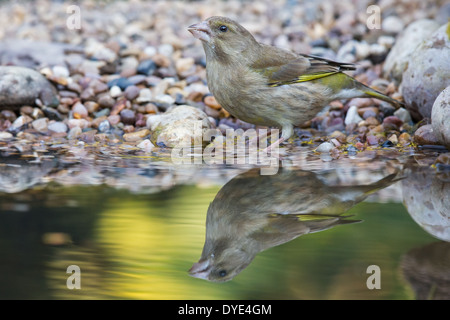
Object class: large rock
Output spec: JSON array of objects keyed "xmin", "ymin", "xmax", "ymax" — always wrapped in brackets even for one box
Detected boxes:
[
  {"xmin": 0, "ymin": 66, "xmax": 59, "ymax": 109},
  {"xmin": 401, "ymin": 23, "xmax": 450, "ymax": 121},
  {"xmin": 431, "ymin": 86, "xmax": 450, "ymax": 149},
  {"xmin": 146, "ymin": 105, "xmax": 213, "ymax": 148},
  {"xmin": 383, "ymin": 19, "xmax": 440, "ymax": 83},
  {"xmin": 402, "ymin": 166, "xmax": 450, "ymax": 241}
]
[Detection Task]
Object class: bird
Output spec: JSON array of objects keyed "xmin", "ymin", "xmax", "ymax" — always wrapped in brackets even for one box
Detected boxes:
[
  {"xmin": 188, "ymin": 16, "xmax": 403, "ymax": 148},
  {"xmin": 189, "ymin": 168, "xmax": 400, "ymax": 282}
]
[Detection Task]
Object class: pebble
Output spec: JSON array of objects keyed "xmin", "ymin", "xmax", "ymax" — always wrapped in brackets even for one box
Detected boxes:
[
  {"xmin": 1, "ymin": 110, "xmax": 17, "ymax": 122},
  {"xmin": 0, "ymin": 131, "xmax": 13, "ymax": 140},
  {"xmin": 97, "ymin": 94, "xmax": 115, "ymax": 109},
  {"xmin": 431, "ymin": 86, "xmax": 450, "ymax": 149},
  {"xmin": 315, "ymin": 142, "xmax": 334, "ymax": 153},
  {"xmin": 382, "ymin": 16, "xmax": 405, "ymax": 34},
  {"xmin": 204, "ymin": 95, "xmax": 222, "ymax": 110},
  {"xmin": 123, "ymin": 129, "xmax": 150, "ymax": 142},
  {"xmin": 137, "ymin": 139, "xmax": 155, "ymax": 152},
  {"xmin": 67, "ymin": 126, "xmax": 82, "ymax": 139},
  {"xmin": 398, "ymin": 132, "xmax": 411, "ymax": 145},
  {"xmin": 120, "ymin": 109, "xmax": 136, "ymax": 125},
  {"xmin": 48, "ymin": 121, "xmax": 68, "ymax": 133},
  {"xmin": 72, "ymin": 102, "xmax": 88, "ymax": 119},
  {"xmin": 11, "ymin": 115, "xmax": 33, "ymax": 130},
  {"xmin": 413, "ymin": 124, "xmax": 439, "ymax": 145},
  {"xmin": 107, "ymin": 114, "xmax": 121, "ymax": 126},
  {"xmin": 109, "ymin": 85, "xmax": 123, "ymax": 98},
  {"xmin": 107, "ymin": 77, "xmax": 132, "ymax": 90},
  {"xmin": 344, "ymin": 106, "xmax": 363, "ymax": 125},
  {"xmin": 136, "ymin": 88, "xmax": 152, "ymax": 103},
  {"xmin": 393, "ymin": 108, "xmax": 412, "ymax": 124},
  {"xmin": 137, "ymin": 59, "xmax": 157, "ymax": 76},
  {"xmin": 383, "ymin": 116, "xmax": 403, "ymax": 130},
  {"xmin": 32, "ymin": 118, "xmax": 49, "ymax": 132},
  {"xmin": 98, "ymin": 120, "xmax": 110, "ymax": 133},
  {"xmin": 67, "ymin": 118, "xmax": 89, "ymax": 129},
  {"xmin": 124, "ymin": 85, "xmax": 140, "ymax": 100}
]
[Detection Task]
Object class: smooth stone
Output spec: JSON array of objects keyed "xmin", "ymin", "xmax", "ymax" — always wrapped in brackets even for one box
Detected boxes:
[
  {"xmin": 383, "ymin": 19, "xmax": 440, "ymax": 83},
  {"xmin": 413, "ymin": 124, "xmax": 439, "ymax": 145},
  {"xmin": 431, "ymin": 86, "xmax": 450, "ymax": 149},
  {"xmin": 32, "ymin": 118, "xmax": 49, "ymax": 132},
  {"xmin": 123, "ymin": 129, "xmax": 150, "ymax": 142},
  {"xmin": 315, "ymin": 142, "xmax": 334, "ymax": 153},
  {"xmin": 401, "ymin": 23, "xmax": 450, "ymax": 120},
  {"xmin": 345, "ymin": 106, "xmax": 363, "ymax": 125},
  {"xmin": 0, "ymin": 131, "xmax": 13, "ymax": 140},
  {"xmin": 147, "ymin": 105, "xmax": 212, "ymax": 148},
  {"xmin": 0, "ymin": 66, "xmax": 59, "ymax": 108},
  {"xmin": 48, "ymin": 121, "xmax": 68, "ymax": 133}
]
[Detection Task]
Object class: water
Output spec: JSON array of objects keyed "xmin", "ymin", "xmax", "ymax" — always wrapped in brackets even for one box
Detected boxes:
[{"xmin": 0, "ymin": 147, "xmax": 448, "ymax": 300}]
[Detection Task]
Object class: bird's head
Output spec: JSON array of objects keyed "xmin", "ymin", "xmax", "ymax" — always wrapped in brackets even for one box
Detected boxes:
[
  {"xmin": 189, "ymin": 238, "xmax": 255, "ymax": 282},
  {"xmin": 188, "ymin": 16, "xmax": 259, "ymax": 62}
]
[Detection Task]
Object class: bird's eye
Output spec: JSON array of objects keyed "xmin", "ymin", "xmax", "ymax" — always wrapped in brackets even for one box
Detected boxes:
[
  {"xmin": 218, "ymin": 270, "xmax": 227, "ymax": 277},
  {"xmin": 219, "ymin": 25, "xmax": 228, "ymax": 32}
]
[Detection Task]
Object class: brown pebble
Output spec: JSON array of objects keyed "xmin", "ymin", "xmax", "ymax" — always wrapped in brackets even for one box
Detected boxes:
[
  {"xmin": 187, "ymin": 91, "xmax": 203, "ymax": 102},
  {"xmin": 204, "ymin": 105, "xmax": 220, "ymax": 118},
  {"xmin": 383, "ymin": 116, "xmax": 403, "ymax": 130},
  {"xmin": 365, "ymin": 116, "xmax": 380, "ymax": 126},
  {"xmin": 144, "ymin": 103, "xmax": 158, "ymax": 114},
  {"xmin": 97, "ymin": 94, "xmax": 115, "ymax": 108},
  {"xmin": 84, "ymin": 101, "xmax": 100, "ymax": 114},
  {"xmin": 398, "ymin": 132, "xmax": 411, "ymax": 145},
  {"xmin": 204, "ymin": 95, "xmax": 221, "ymax": 110},
  {"xmin": 1, "ymin": 110, "xmax": 17, "ymax": 122},
  {"xmin": 123, "ymin": 125, "xmax": 135, "ymax": 134},
  {"xmin": 111, "ymin": 99, "xmax": 127, "ymax": 116},
  {"xmin": 219, "ymin": 108, "xmax": 230, "ymax": 118},
  {"xmin": 123, "ymin": 128, "xmax": 150, "ymax": 141},
  {"xmin": 20, "ymin": 106, "xmax": 34, "ymax": 116},
  {"xmin": 152, "ymin": 54, "xmax": 171, "ymax": 67},
  {"xmin": 413, "ymin": 124, "xmax": 439, "ymax": 145}
]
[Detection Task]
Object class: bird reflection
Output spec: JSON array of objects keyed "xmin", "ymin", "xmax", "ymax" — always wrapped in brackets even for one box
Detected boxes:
[{"xmin": 189, "ymin": 168, "xmax": 400, "ymax": 282}]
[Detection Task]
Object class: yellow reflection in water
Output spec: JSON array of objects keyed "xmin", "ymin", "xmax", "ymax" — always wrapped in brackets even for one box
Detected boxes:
[{"xmin": 96, "ymin": 187, "xmax": 233, "ymax": 299}]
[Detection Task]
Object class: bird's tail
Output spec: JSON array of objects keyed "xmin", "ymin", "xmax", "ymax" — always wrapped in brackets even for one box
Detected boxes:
[{"xmin": 355, "ymin": 81, "xmax": 404, "ymax": 109}]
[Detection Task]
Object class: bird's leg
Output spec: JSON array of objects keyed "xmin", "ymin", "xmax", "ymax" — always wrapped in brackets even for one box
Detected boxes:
[
  {"xmin": 262, "ymin": 124, "xmax": 292, "ymax": 154},
  {"xmin": 262, "ymin": 137, "xmax": 285, "ymax": 154},
  {"xmin": 246, "ymin": 128, "xmax": 270, "ymax": 148}
]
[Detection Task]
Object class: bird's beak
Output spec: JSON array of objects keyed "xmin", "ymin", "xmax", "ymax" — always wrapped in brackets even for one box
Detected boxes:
[
  {"xmin": 188, "ymin": 259, "xmax": 211, "ymax": 280},
  {"xmin": 188, "ymin": 21, "xmax": 211, "ymax": 42}
]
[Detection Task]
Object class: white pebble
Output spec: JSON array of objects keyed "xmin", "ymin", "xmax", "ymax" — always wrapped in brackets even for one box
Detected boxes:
[
  {"xmin": 316, "ymin": 142, "xmax": 334, "ymax": 153},
  {"xmin": 0, "ymin": 131, "xmax": 13, "ymax": 140},
  {"xmin": 136, "ymin": 88, "xmax": 152, "ymax": 103},
  {"xmin": 109, "ymin": 85, "xmax": 122, "ymax": 98},
  {"xmin": 345, "ymin": 106, "xmax": 363, "ymax": 125},
  {"xmin": 137, "ymin": 139, "xmax": 155, "ymax": 152}
]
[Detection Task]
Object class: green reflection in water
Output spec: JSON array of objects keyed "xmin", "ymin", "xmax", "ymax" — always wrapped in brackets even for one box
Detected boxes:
[{"xmin": 0, "ymin": 182, "xmax": 438, "ymax": 299}]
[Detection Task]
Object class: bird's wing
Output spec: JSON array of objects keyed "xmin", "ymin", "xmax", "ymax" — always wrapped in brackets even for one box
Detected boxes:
[
  {"xmin": 250, "ymin": 213, "xmax": 360, "ymax": 250},
  {"xmin": 252, "ymin": 45, "xmax": 356, "ymax": 87}
]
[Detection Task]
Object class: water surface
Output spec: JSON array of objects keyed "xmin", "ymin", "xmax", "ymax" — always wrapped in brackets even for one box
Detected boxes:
[{"xmin": 0, "ymin": 147, "xmax": 448, "ymax": 299}]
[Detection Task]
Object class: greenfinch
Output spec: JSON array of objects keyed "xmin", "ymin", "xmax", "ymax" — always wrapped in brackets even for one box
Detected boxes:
[
  {"xmin": 189, "ymin": 168, "xmax": 400, "ymax": 282},
  {"xmin": 188, "ymin": 16, "xmax": 403, "ymax": 147}
]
